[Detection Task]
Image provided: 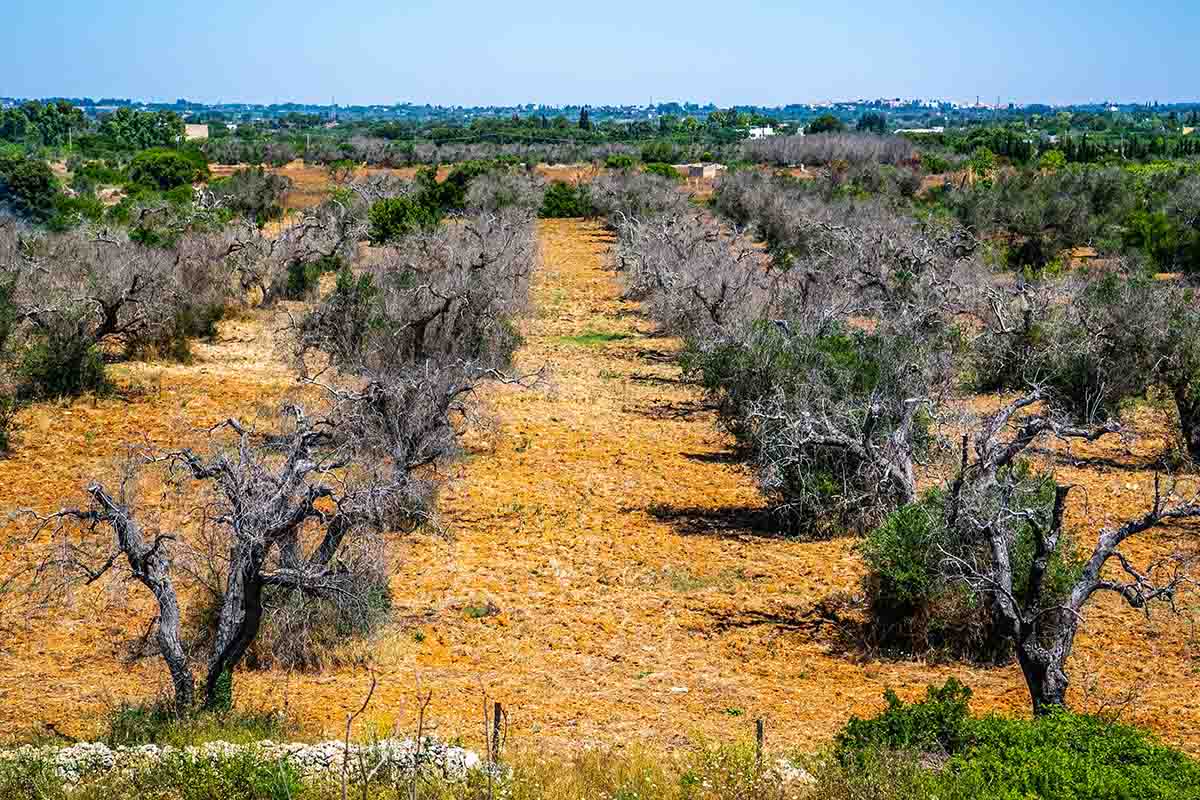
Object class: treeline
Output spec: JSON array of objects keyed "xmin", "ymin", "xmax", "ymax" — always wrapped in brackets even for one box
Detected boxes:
[
  {"xmin": 0, "ymin": 101, "xmax": 184, "ymax": 153},
  {"xmin": 907, "ymin": 125, "xmax": 1200, "ymax": 164}
]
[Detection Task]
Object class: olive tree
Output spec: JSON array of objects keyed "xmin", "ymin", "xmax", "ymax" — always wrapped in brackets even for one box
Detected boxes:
[
  {"xmin": 972, "ymin": 268, "xmax": 1200, "ymax": 463},
  {"xmin": 936, "ymin": 391, "xmax": 1200, "ymax": 713},
  {"xmin": 612, "ymin": 188, "xmax": 978, "ymax": 534},
  {"xmin": 27, "ymin": 382, "xmax": 445, "ymax": 711},
  {"xmin": 0, "ymin": 219, "xmax": 233, "ymax": 398}
]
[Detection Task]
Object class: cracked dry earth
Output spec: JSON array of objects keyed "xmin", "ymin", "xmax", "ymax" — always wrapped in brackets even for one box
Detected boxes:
[{"xmin": 2, "ymin": 218, "xmax": 1200, "ymax": 755}]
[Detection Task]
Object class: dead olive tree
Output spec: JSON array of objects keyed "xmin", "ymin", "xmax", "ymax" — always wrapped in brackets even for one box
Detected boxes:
[
  {"xmin": 0, "ymin": 219, "xmax": 233, "ymax": 398},
  {"xmin": 741, "ymin": 132, "xmax": 916, "ymax": 167},
  {"xmin": 293, "ymin": 208, "xmax": 534, "ymax": 378},
  {"xmin": 972, "ymin": 268, "xmax": 1200, "ymax": 463},
  {"xmin": 937, "ymin": 390, "xmax": 1200, "ymax": 714},
  {"xmin": 29, "ymin": 389, "xmax": 437, "ymax": 711},
  {"xmin": 611, "ymin": 186, "xmax": 976, "ymax": 533}
]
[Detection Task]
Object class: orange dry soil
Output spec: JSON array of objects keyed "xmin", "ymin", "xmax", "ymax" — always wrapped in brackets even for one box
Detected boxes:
[{"xmin": 2, "ymin": 218, "xmax": 1200, "ymax": 755}]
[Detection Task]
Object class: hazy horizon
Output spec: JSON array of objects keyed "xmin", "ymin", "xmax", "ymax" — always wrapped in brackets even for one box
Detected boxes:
[{"xmin": 4, "ymin": 0, "xmax": 1197, "ymax": 107}]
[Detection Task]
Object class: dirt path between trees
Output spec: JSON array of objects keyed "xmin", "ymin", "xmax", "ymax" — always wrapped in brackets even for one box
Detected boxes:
[{"xmin": 2, "ymin": 218, "xmax": 1199, "ymax": 755}]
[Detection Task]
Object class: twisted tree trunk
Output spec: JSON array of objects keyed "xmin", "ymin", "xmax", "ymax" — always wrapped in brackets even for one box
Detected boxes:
[
  {"xmin": 203, "ymin": 541, "xmax": 267, "ymax": 709},
  {"xmin": 87, "ymin": 484, "xmax": 195, "ymax": 712},
  {"xmin": 1174, "ymin": 381, "xmax": 1200, "ymax": 463}
]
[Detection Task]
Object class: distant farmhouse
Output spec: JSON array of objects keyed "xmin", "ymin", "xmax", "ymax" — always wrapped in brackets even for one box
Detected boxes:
[
  {"xmin": 894, "ymin": 126, "xmax": 945, "ymax": 134},
  {"xmin": 687, "ymin": 163, "xmax": 726, "ymax": 179},
  {"xmin": 748, "ymin": 126, "xmax": 777, "ymax": 140},
  {"xmin": 184, "ymin": 123, "xmax": 210, "ymax": 141}
]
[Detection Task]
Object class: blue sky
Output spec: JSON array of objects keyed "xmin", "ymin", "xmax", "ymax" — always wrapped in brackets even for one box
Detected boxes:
[{"xmin": 4, "ymin": 0, "xmax": 1196, "ymax": 106}]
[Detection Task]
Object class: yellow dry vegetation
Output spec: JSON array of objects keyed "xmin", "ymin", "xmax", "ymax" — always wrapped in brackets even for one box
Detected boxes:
[{"xmin": 0, "ymin": 219, "xmax": 1198, "ymax": 756}]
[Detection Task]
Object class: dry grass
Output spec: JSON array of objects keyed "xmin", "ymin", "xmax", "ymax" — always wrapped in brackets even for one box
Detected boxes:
[{"xmin": 0, "ymin": 220, "xmax": 1198, "ymax": 758}]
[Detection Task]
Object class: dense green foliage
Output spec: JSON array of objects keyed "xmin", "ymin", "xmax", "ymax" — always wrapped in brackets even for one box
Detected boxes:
[
  {"xmin": 128, "ymin": 147, "xmax": 209, "ymax": 191},
  {"xmin": 0, "ymin": 151, "xmax": 60, "ymax": 220},
  {"xmin": 0, "ymin": 101, "xmax": 87, "ymax": 147},
  {"xmin": 539, "ymin": 181, "xmax": 594, "ymax": 218},
  {"xmin": 860, "ymin": 464, "xmax": 1080, "ymax": 661},
  {"xmin": 835, "ymin": 680, "xmax": 1200, "ymax": 800},
  {"xmin": 642, "ymin": 162, "xmax": 682, "ymax": 181},
  {"xmin": 807, "ymin": 114, "xmax": 846, "ymax": 134},
  {"xmin": 16, "ymin": 329, "xmax": 111, "ymax": 400},
  {"xmin": 367, "ymin": 195, "xmax": 441, "ymax": 243}
]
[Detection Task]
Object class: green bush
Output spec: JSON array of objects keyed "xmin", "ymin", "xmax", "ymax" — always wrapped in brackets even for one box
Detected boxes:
[
  {"xmin": 131, "ymin": 302, "xmax": 226, "ymax": 364},
  {"xmin": 604, "ymin": 153, "xmax": 636, "ymax": 169},
  {"xmin": 833, "ymin": 681, "xmax": 1200, "ymax": 800},
  {"xmin": 538, "ymin": 181, "xmax": 594, "ymax": 218},
  {"xmin": 367, "ymin": 195, "xmax": 441, "ymax": 244},
  {"xmin": 860, "ymin": 464, "xmax": 1078, "ymax": 661},
  {"xmin": 47, "ymin": 193, "xmax": 106, "ymax": 230},
  {"xmin": 431, "ymin": 159, "xmax": 495, "ymax": 211},
  {"xmin": 837, "ymin": 678, "xmax": 974, "ymax": 760},
  {"xmin": 17, "ymin": 329, "xmax": 110, "ymax": 400},
  {"xmin": 642, "ymin": 162, "xmax": 682, "ymax": 181},
  {"xmin": 70, "ymin": 159, "xmax": 126, "ymax": 191},
  {"xmin": 128, "ymin": 147, "xmax": 208, "ymax": 191},
  {"xmin": 0, "ymin": 153, "xmax": 60, "ymax": 220},
  {"xmin": 284, "ymin": 254, "xmax": 342, "ymax": 300},
  {"xmin": 918, "ymin": 150, "xmax": 953, "ymax": 174}
]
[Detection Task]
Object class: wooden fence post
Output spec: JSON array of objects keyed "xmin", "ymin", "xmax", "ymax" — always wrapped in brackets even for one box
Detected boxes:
[{"xmin": 491, "ymin": 701, "xmax": 503, "ymax": 763}]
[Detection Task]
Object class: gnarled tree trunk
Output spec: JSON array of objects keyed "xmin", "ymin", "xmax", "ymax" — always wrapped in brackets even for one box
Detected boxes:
[
  {"xmin": 203, "ymin": 541, "xmax": 267, "ymax": 709},
  {"xmin": 87, "ymin": 484, "xmax": 196, "ymax": 712},
  {"xmin": 1174, "ymin": 381, "xmax": 1200, "ymax": 463}
]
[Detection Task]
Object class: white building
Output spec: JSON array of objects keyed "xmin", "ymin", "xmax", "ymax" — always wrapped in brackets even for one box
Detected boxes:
[{"xmin": 748, "ymin": 126, "xmax": 777, "ymax": 140}]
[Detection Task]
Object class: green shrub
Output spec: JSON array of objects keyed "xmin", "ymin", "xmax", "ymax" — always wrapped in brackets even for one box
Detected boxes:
[
  {"xmin": 860, "ymin": 463, "xmax": 1078, "ymax": 662},
  {"xmin": 837, "ymin": 679, "xmax": 974, "ymax": 761},
  {"xmin": 17, "ymin": 330, "xmax": 110, "ymax": 400},
  {"xmin": 367, "ymin": 195, "xmax": 441, "ymax": 244},
  {"xmin": 860, "ymin": 489, "xmax": 944, "ymax": 609},
  {"xmin": 538, "ymin": 181, "xmax": 594, "ymax": 218},
  {"xmin": 128, "ymin": 147, "xmax": 208, "ymax": 191},
  {"xmin": 131, "ymin": 302, "xmax": 226, "ymax": 364},
  {"xmin": 918, "ymin": 151, "xmax": 953, "ymax": 174},
  {"xmin": 0, "ymin": 153, "xmax": 60, "ymax": 220},
  {"xmin": 70, "ymin": 159, "xmax": 126, "ymax": 190},
  {"xmin": 432, "ymin": 159, "xmax": 496, "ymax": 211},
  {"xmin": 835, "ymin": 681, "xmax": 1200, "ymax": 800},
  {"xmin": 47, "ymin": 193, "xmax": 105, "ymax": 230},
  {"xmin": 284, "ymin": 254, "xmax": 343, "ymax": 300},
  {"xmin": 604, "ymin": 153, "xmax": 636, "ymax": 169},
  {"xmin": 642, "ymin": 162, "xmax": 682, "ymax": 181}
]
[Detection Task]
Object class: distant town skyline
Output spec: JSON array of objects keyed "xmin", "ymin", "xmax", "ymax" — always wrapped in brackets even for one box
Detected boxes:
[{"xmin": 4, "ymin": 0, "xmax": 1196, "ymax": 108}]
